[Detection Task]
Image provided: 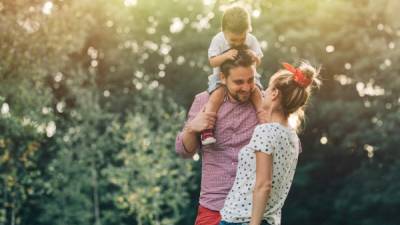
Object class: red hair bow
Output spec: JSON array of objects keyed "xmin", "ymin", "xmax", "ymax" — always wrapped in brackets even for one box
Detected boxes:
[{"xmin": 282, "ymin": 63, "xmax": 312, "ymax": 88}]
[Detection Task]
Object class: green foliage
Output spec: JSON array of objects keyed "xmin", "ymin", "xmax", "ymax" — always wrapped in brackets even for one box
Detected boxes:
[
  {"xmin": 0, "ymin": 96, "xmax": 51, "ymax": 225},
  {"xmin": 0, "ymin": 0, "xmax": 399, "ymax": 224}
]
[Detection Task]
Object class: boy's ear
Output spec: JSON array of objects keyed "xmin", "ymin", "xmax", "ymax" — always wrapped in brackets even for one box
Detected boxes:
[{"xmin": 219, "ymin": 72, "xmax": 226, "ymax": 85}]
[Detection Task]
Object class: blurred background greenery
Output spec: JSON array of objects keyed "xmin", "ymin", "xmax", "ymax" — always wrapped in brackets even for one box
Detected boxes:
[{"xmin": 0, "ymin": 0, "xmax": 399, "ymax": 224}]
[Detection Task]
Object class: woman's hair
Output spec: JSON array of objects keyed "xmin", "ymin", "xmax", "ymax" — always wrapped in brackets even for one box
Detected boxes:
[
  {"xmin": 221, "ymin": 5, "xmax": 251, "ymax": 34},
  {"xmin": 270, "ymin": 61, "xmax": 321, "ymax": 128}
]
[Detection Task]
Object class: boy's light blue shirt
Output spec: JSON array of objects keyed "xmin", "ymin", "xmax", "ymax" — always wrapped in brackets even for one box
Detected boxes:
[{"xmin": 208, "ymin": 32, "xmax": 263, "ymax": 76}]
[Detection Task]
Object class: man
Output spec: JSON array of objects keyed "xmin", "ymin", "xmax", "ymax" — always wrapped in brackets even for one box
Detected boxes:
[{"xmin": 175, "ymin": 47, "xmax": 261, "ymax": 225}]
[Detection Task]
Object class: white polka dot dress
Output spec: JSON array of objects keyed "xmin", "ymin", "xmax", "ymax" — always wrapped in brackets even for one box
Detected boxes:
[{"xmin": 220, "ymin": 123, "xmax": 300, "ymax": 225}]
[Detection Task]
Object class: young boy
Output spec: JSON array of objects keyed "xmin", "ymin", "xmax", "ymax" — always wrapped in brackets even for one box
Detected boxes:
[{"xmin": 201, "ymin": 5, "xmax": 265, "ymax": 145}]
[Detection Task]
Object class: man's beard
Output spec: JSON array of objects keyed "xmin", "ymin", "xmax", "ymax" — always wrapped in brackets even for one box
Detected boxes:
[{"xmin": 227, "ymin": 89, "xmax": 251, "ymax": 103}]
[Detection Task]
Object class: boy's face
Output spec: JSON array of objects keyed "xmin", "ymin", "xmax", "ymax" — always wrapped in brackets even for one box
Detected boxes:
[{"xmin": 224, "ymin": 31, "xmax": 247, "ymax": 47}]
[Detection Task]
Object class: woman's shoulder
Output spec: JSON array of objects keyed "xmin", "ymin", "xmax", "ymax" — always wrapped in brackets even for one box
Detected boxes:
[
  {"xmin": 255, "ymin": 123, "xmax": 296, "ymax": 138},
  {"xmin": 252, "ymin": 123, "xmax": 278, "ymax": 140},
  {"xmin": 255, "ymin": 123, "xmax": 281, "ymax": 132}
]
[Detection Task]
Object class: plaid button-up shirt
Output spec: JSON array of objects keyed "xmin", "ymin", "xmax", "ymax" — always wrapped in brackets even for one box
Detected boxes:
[{"xmin": 175, "ymin": 91, "xmax": 258, "ymax": 211}]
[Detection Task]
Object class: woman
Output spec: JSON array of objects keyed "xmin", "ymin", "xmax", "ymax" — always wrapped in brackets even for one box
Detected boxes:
[{"xmin": 219, "ymin": 62, "xmax": 321, "ymax": 225}]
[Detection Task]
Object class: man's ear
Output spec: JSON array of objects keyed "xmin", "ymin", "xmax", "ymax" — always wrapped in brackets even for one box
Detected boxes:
[{"xmin": 219, "ymin": 72, "xmax": 226, "ymax": 85}]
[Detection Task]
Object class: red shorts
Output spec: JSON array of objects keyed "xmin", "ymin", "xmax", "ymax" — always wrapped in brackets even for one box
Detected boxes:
[{"xmin": 194, "ymin": 205, "xmax": 221, "ymax": 225}]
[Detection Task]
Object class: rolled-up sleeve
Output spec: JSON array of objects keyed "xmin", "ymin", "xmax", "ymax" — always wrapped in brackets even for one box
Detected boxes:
[
  {"xmin": 175, "ymin": 131, "xmax": 194, "ymax": 159},
  {"xmin": 175, "ymin": 93, "xmax": 206, "ymax": 158}
]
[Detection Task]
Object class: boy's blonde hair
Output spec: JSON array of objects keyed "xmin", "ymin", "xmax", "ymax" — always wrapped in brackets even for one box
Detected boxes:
[{"xmin": 222, "ymin": 5, "xmax": 251, "ymax": 34}]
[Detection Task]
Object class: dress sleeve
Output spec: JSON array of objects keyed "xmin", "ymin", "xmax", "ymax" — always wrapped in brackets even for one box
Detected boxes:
[{"xmin": 247, "ymin": 124, "xmax": 275, "ymax": 154}]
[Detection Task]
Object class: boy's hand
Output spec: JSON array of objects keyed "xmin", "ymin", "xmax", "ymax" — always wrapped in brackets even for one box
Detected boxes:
[
  {"xmin": 246, "ymin": 49, "xmax": 260, "ymax": 62},
  {"xmin": 224, "ymin": 49, "xmax": 238, "ymax": 60},
  {"xmin": 247, "ymin": 49, "xmax": 262, "ymax": 66}
]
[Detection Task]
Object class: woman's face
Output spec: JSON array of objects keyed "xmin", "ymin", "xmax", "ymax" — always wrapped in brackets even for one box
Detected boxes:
[{"xmin": 262, "ymin": 75, "xmax": 278, "ymax": 109}]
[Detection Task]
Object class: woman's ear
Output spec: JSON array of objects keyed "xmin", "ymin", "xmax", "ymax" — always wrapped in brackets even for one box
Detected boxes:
[{"xmin": 271, "ymin": 88, "xmax": 279, "ymax": 100}]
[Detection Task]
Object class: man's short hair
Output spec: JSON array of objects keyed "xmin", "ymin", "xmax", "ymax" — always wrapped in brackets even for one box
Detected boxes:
[{"xmin": 220, "ymin": 45, "xmax": 255, "ymax": 77}]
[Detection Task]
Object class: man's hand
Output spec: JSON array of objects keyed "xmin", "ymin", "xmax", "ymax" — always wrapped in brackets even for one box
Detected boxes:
[
  {"xmin": 186, "ymin": 109, "xmax": 217, "ymax": 133},
  {"xmin": 223, "ymin": 49, "xmax": 238, "ymax": 60},
  {"xmin": 182, "ymin": 109, "xmax": 217, "ymax": 153}
]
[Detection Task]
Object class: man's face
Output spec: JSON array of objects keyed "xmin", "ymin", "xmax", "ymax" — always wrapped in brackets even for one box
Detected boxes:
[
  {"xmin": 224, "ymin": 31, "xmax": 247, "ymax": 47},
  {"xmin": 221, "ymin": 66, "xmax": 255, "ymax": 103}
]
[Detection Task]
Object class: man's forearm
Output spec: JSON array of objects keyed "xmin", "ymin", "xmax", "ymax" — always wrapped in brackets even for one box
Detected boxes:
[{"xmin": 181, "ymin": 124, "xmax": 200, "ymax": 154}]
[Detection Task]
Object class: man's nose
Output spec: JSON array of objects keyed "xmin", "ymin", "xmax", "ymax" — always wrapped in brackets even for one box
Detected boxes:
[{"xmin": 241, "ymin": 83, "xmax": 252, "ymax": 92}]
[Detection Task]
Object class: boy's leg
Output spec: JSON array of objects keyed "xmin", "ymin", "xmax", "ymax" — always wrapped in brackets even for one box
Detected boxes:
[
  {"xmin": 205, "ymin": 86, "xmax": 225, "ymax": 114},
  {"xmin": 201, "ymin": 86, "xmax": 225, "ymax": 145},
  {"xmin": 250, "ymin": 87, "xmax": 267, "ymax": 124}
]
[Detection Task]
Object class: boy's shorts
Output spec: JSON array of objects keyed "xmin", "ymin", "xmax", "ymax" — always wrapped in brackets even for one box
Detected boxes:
[{"xmin": 207, "ymin": 72, "xmax": 263, "ymax": 93}]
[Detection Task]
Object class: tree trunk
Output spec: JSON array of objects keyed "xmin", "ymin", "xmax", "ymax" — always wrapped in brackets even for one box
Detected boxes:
[
  {"xmin": 92, "ymin": 161, "xmax": 101, "ymax": 225},
  {"xmin": 10, "ymin": 196, "xmax": 15, "ymax": 225}
]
